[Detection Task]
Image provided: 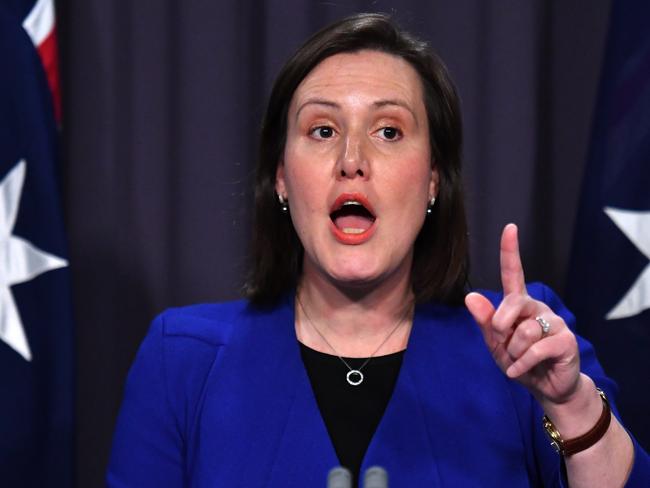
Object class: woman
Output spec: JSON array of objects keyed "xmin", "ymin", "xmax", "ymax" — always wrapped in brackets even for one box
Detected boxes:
[{"xmin": 107, "ymin": 13, "xmax": 648, "ymax": 487}]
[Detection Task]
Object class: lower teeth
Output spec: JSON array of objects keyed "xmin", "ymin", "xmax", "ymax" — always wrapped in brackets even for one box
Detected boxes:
[{"xmin": 342, "ymin": 228, "xmax": 365, "ymax": 234}]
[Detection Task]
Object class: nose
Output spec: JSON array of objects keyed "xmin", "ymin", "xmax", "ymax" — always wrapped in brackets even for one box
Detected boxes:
[{"xmin": 336, "ymin": 132, "xmax": 369, "ymax": 180}]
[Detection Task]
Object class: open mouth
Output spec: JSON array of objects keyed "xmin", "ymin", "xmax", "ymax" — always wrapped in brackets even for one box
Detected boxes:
[{"xmin": 329, "ymin": 195, "xmax": 376, "ymax": 235}]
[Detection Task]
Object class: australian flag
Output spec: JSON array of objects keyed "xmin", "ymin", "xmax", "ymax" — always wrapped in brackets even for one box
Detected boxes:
[
  {"xmin": 0, "ymin": 1, "xmax": 74, "ymax": 486},
  {"xmin": 566, "ymin": 0, "xmax": 650, "ymax": 450}
]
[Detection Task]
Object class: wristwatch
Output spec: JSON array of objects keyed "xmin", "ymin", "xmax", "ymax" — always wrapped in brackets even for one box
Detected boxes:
[{"xmin": 542, "ymin": 388, "xmax": 611, "ymax": 457}]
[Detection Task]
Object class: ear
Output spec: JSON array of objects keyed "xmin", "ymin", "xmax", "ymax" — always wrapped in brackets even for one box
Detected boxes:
[
  {"xmin": 275, "ymin": 161, "xmax": 287, "ymax": 198},
  {"xmin": 428, "ymin": 164, "xmax": 439, "ymax": 202}
]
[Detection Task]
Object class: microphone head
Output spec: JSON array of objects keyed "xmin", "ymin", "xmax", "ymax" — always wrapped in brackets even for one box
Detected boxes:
[
  {"xmin": 327, "ymin": 466, "xmax": 352, "ymax": 488},
  {"xmin": 363, "ymin": 466, "xmax": 388, "ymax": 488}
]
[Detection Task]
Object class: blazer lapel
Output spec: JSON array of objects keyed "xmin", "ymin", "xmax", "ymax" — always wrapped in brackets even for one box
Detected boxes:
[
  {"xmin": 265, "ymin": 351, "xmax": 340, "ymax": 486},
  {"xmin": 195, "ymin": 294, "xmax": 338, "ymax": 487},
  {"xmin": 360, "ymin": 306, "xmax": 442, "ymax": 487},
  {"xmin": 377, "ymin": 303, "xmax": 530, "ymax": 487},
  {"xmin": 196, "ymin": 299, "xmax": 529, "ymax": 487},
  {"xmin": 262, "ymin": 294, "xmax": 340, "ymax": 486}
]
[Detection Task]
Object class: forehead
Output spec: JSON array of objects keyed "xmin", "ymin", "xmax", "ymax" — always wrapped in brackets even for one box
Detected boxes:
[{"xmin": 290, "ymin": 50, "xmax": 425, "ymax": 109}]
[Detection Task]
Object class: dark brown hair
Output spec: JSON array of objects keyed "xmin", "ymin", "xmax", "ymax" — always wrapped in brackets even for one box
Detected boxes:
[{"xmin": 244, "ymin": 12, "xmax": 469, "ymax": 306}]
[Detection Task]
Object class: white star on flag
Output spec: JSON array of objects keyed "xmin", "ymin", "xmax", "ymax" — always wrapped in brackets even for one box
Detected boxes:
[
  {"xmin": 1, "ymin": 160, "xmax": 68, "ymax": 361},
  {"xmin": 604, "ymin": 206, "xmax": 650, "ymax": 320}
]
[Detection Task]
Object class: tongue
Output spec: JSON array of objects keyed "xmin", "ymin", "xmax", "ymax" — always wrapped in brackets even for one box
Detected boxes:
[{"xmin": 333, "ymin": 214, "xmax": 374, "ymax": 233}]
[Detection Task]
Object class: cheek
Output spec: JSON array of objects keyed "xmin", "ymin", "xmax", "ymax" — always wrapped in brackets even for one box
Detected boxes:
[
  {"xmin": 282, "ymin": 163, "xmax": 328, "ymax": 218},
  {"xmin": 406, "ymin": 146, "xmax": 434, "ymax": 195},
  {"xmin": 382, "ymin": 155, "xmax": 432, "ymax": 200}
]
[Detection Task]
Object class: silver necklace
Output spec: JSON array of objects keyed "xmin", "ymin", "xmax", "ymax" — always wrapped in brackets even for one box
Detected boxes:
[{"xmin": 296, "ymin": 295, "xmax": 412, "ymax": 386}]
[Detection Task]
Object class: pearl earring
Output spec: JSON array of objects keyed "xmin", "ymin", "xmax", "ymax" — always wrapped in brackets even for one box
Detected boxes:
[
  {"xmin": 426, "ymin": 197, "xmax": 436, "ymax": 215},
  {"xmin": 278, "ymin": 194, "xmax": 288, "ymax": 212}
]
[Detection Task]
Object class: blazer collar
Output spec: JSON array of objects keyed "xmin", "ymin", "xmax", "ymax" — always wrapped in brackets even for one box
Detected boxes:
[
  {"xmin": 359, "ymin": 303, "xmax": 443, "ymax": 486},
  {"xmin": 226, "ymin": 293, "xmax": 339, "ymax": 486},
  {"xmin": 225, "ymin": 297, "xmax": 453, "ymax": 487}
]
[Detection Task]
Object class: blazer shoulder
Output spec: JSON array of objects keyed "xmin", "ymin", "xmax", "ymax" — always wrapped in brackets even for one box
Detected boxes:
[
  {"xmin": 156, "ymin": 299, "xmax": 252, "ymax": 347},
  {"xmin": 109, "ymin": 300, "xmax": 253, "ymax": 484}
]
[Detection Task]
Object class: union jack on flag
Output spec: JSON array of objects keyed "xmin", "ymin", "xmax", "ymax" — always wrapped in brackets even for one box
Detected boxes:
[{"xmin": 21, "ymin": 0, "xmax": 61, "ymax": 122}]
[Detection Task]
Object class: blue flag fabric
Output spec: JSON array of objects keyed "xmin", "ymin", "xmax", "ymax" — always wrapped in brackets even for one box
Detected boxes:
[
  {"xmin": 0, "ymin": 6, "xmax": 74, "ymax": 486},
  {"xmin": 566, "ymin": 0, "xmax": 650, "ymax": 450}
]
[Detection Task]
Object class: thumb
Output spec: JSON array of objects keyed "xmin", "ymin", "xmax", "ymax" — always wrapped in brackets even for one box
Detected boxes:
[
  {"xmin": 465, "ymin": 292, "xmax": 495, "ymax": 327},
  {"xmin": 465, "ymin": 292, "xmax": 497, "ymax": 349}
]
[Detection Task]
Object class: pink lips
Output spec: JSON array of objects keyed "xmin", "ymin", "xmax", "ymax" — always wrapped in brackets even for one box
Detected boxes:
[{"xmin": 329, "ymin": 193, "xmax": 377, "ymax": 245}]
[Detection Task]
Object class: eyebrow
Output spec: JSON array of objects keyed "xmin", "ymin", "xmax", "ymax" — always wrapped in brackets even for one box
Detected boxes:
[
  {"xmin": 295, "ymin": 98, "xmax": 340, "ymax": 120},
  {"xmin": 295, "ymin": 97, "xmax": 419, "ymax": 127}
]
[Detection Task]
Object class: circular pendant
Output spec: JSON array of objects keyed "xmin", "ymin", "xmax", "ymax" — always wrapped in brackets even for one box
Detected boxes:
[{"xmin": 346, "ymin": 369, "xmax": 364, "ymax": 386}]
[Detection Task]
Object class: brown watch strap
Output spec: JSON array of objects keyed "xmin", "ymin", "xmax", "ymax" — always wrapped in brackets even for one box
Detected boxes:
[{"xmin": 543, "ymin": 388, "xmax": 611, "ymax": 457}]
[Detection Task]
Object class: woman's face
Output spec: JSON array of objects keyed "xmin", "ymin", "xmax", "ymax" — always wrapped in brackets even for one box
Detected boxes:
[{"xmin": 276, "ymin": 49, "xmax": 438, "ymax": 290}]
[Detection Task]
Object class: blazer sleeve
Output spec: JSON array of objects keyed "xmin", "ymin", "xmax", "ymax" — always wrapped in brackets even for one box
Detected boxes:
[
  {"xmin": 533, "ymin": 284, "xmax": 650, "ymax": 487},
  {"xmin": 106, "ymin": 312, "xmax": 222, "ymax": 487}
]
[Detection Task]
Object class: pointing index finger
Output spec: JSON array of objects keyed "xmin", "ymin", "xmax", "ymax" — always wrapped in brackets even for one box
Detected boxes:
[{"xmin": 500, "ymin": 223, "xmax": 526, "ymax": 295}]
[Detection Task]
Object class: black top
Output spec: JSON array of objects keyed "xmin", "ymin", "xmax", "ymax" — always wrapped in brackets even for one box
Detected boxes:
[{"xmin": 299, "ymin": 343, "xmax": 405, "ymax": 483}]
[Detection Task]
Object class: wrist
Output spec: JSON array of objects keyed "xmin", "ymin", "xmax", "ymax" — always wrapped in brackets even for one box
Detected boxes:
[
  {"xmin": 540, "ymin": 375, "xmax": 613, "ymax": 457},
  {"xmin": 540, "ymin": 374, "xmax": 604, "ymax": 438}
]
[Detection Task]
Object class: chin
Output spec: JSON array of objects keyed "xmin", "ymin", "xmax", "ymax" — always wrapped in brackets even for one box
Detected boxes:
[
  {"xmin": 324, "ymin": 260, "xmax": 390, "ymax": 289},
  {"xmin": 304, "ymin": 242, "xmax": 413, "ymax": 291},
  {"xmin": 331, "ymin": 273, "xmax": 381, "ymax": 288}
]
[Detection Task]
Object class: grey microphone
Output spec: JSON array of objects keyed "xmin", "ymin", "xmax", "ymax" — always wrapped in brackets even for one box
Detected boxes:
[
  {"xmin": 327, "ymin": 466, "xmax": 352, "ymax": 488},
  {"xmin": 363, "ymin": 466, "xmax": 388, "ymax": 488}
]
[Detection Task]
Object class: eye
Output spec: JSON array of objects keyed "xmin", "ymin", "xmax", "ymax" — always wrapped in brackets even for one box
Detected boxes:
[
  {"xmin": 377, "ymin": 126, "xmax": 402, "ymax": 141},
  {"xmin": 310, "ymin": 126, "xmax": 335, "ymax": 139}
]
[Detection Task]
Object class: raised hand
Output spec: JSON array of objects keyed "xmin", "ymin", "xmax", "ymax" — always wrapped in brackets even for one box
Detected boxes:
[{"xmin": 465, "ymin": 223, "xmax": 581, "ymax": 405}]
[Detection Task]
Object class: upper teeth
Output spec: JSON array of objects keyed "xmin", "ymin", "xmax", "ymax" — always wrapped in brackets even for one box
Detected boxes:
[{"xmin": 342, "ymin": 201, "xmax": 361, "ymax": 206}]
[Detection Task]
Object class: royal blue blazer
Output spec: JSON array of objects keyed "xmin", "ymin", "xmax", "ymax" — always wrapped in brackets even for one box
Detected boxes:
[{"xmin": 107, "ymin": 283, "xmax": 649, "ymax": 487}]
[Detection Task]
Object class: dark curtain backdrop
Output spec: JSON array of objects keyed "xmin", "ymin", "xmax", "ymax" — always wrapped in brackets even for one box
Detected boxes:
[{"xmin": 57, "ymin": 1, "xmax": 612, "ymax": 486}]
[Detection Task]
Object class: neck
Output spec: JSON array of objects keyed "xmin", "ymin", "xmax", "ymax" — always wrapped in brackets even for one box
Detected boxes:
[{"xmin": 295, "ymin": 262, "xmax": 415, "ymax": 357}]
